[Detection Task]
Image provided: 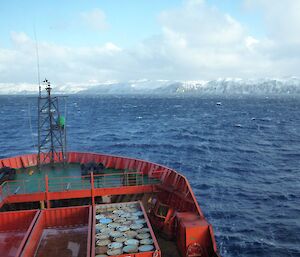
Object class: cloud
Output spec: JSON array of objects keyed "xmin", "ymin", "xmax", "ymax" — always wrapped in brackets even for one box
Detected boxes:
[
  {"xmin": 1, "ymin": 0, "xmax": 300, "ymax": 89},
  {"xmin": 134, "ymin": 0, "xmax": 269, "ymax": 79},
  {"xmin": 130, "ymin": 0, "xmax": 300, "ymax": 79},
  {"xmin": 10, "ymin": 31, "xmax": 31, "ymax": 44},
  {"xmin": 242, "ymin": 0, "xmax": 300, "ymax": 76},
  {"xmin": 0, "ymin": 31, "xmax": 125, "ymax": 85},
  {"xmin": 244, "ymin": 0, "xmax": 300, "ymax": 42},
  {"xmin": 81, "ymin": 9, "xmax": 109, "ymax": 31}
]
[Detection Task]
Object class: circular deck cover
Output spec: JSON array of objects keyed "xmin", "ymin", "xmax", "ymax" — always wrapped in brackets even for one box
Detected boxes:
[
  {"xmin": 96, "ymin": 233, "xmax": 109, "ymax": 240},
  {"xmin": 125, "ymin": 239, "xmax": 139, "ymax": 245},
  {"xmin": 100, "ymin": 218, "xmax": 112, "ymax": 224},
  {"xmin": 113, "ymin": 209, "xmax": 124, "ymax": 215},
  {"xmin": 108, "ymin": 242, "xmax": 123, "ymax": 249},
  {"xmin": 127, "ymin": 208, "xmax": 139, "ymax": 213},
  {"xmin": 115, "ymin": 236, "xmax": 127, "ymax": 243},
  {"xmin": 113, "ymin": 217, "xmax": 126, "ymax": 223},
  {"xmin": 107, "ymin": 248, "xmax": 122, "ymax": 256},
  {"xmin": 122, "ymin": 220, "xmax": 132, "ymax": 226},
  {"xmin": 108, "ymin": 222, "xmax": 120, "ymax": 229},
  {"xmin": 140, "ymin": 238, "xmax": 153, "ymax": 245},
  {"xmin": 118, "ymin": 225, "xmax": 130, "ymax": 232},
  {"xmin": 96, "ymin": 239, "xmax": 111, "ymax": 246},
  {"xmin": 100, "ymin": 227, "xmax": 113, "ymax": 234},
  {"xmin": 123, "ymin": 245, "xmax": 138, "ymax": 253},
  {"xmin": 120, "ymin": 213, "xmax": 131, "ymax": 218},
  {"xmin": 136, "ymin": 228, "xmax": 150, "ymax": 233},
  {"xmin": 96, "ymin": 214, "xmax": 105, "ymax": 220},
  {"xmin": 139, "ymin": 245, "xmax": 154, "ymax": 252},
  {"xmin": 125, "ymin": 230, "xmax": 137, "ymax": 238},
  {"xmin": 133, "ymin": 211, "xmax": 144, "ymax": 216},
  {"xmin": 137, "ymin": 233, "xmax": 150, "ymax": 239},
  {"xmin": 130, "ymin": 223, "xmax": 143, "ymax": 230},
  {"xmin": 106, "ymin": 214, "xmax": 118, "ymax": 219},
  {"xmin": 135, "ymin": 219, "xmax": 146, "ymax": 224},
  {"xmin": 109, "ymin": 231, "xmax": 123, "ymax": 238},
  {"xmin": 127, "ymin": 216, "xmax": 139, "ymax": 221},
  {"xmin": 95, "ymin": 246, "xmax": 108, "ymax": 254}
]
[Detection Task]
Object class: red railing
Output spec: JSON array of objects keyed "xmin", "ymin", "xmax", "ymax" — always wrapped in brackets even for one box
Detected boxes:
[
  {"xmin": 93, "ymin": 171, "xmax": 145, "ymax": 188},
  {"xmin": 0, "ymin": 171, "xmax": 160, "ymax": 205},
  {"xmin": 0, "ymin": 152, "xmax": 201, "ymax": 218},
  {"xmin": 1, "ymin": 178, "xmax": 45, "ymax": 197},
  {"xmin": 48, "ymin": 175, "xmax": 91, "ymax": 192}
]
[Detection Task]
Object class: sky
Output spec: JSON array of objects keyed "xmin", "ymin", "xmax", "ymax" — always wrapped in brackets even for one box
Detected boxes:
[{"xmin": 1, "ymin": 0, "xmax": 300, "ymax": 87}]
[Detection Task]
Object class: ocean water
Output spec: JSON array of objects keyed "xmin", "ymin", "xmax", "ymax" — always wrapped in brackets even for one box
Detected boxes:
[{"xmin": 0, "ymin": 95, "xmax": 300, "ymax": 257}]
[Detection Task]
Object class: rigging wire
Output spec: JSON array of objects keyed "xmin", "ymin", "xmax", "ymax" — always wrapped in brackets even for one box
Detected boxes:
[
  {"xmin": 33, "ymin": 24, "xmax": 41, "ymax": 96},
  {"xmin": 64, "ymin": 97, "xmax": 68, "ymax": 160},
  {"xmin": 28, "ymin": 101, "xmax": 37, "ymax": 150},
  {"xmin": 27, "ymin": 24, "xmax": 41, "ymax": 151}
]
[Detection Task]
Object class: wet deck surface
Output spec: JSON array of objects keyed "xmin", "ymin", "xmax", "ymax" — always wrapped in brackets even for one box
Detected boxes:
[
  {"xmin": 0, "ymin": 231, "xmax": 26, "ymax": 257},
  {"xmin": 1, "ymin": 163, "xmax": 160, "ymax": 196},
  {"xmin": 156, "ymin": 234, "xmax": 181, "ymax": 257},
  {"xmin": 35, "ymin": 226, "xmax": 88, "ymax": 257}
]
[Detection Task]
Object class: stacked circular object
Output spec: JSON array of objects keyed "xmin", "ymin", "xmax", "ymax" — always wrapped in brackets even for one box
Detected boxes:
[{"xmin": 95, "ymin": 203, "xmax": 155, "ymax": 256}]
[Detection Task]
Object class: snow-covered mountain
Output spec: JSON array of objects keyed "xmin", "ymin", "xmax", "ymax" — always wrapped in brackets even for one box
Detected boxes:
[
  {"xmin": 1, "ymin": 78, "xmax": 300, "ymax": 95},
  {"xmin": 76, "ymin": 79, "xmax": 171, "ymax": 95},
  {"xmin": 77, "ymin": 77, "xmax": 300, "ymax": 95},
  {"xmin": 0, "ymin": 82, "xmax": 97, "ymax": 95},
  {"xmin": 155, "ymin": 77, "xmax": 300, "ymax": 95},
  {"xmin": 0, "ymin": 79, "xmax": 171, "ymax": 95}
]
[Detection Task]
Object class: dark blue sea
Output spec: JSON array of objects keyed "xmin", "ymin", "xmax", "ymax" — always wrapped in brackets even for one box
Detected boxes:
[{"xmin": 0, "ymin": 95, "xmax": 300, "ymax": 257}]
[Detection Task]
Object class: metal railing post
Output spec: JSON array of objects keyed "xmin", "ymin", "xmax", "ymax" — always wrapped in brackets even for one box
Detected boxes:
[
  {"xmin": 0, "ymin": 185, "xmax": 2, "ymax": 203},
  {"xmin": 7, "ymin": 182, "xmax": 10, "ymax": 196},
  {"xmin": 45, "ymin": 175, "xmax": 51, "ymax": 208},
  {"xmin": 91, "ymin": 172, "xmax": 95, "ymax": 205},
  {"xmin": 22, "ymin": 180, "xmax": 25, "ymax": 194}
]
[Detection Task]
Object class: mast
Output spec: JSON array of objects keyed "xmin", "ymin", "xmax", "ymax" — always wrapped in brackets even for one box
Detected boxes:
[{"xmin": 37, "ymin": 79, "xmax": 67, "ymax": 169}]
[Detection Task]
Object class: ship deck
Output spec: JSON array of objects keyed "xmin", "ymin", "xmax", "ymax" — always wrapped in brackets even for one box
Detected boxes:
[
  {"xmin": 157, "ymin": 234, "xmax": 181, "ymax": 257},
  {"xmin": 0, "ymin": 152, "xmax": 220, "ymax": 257}
]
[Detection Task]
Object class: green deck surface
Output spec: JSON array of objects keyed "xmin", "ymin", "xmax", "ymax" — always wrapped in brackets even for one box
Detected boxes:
[{"xmin": 1, "ymin": 163, "xmax": 160, "ymax": 197}]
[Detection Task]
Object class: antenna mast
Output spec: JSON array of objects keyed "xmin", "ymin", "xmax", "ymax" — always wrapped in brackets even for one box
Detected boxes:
[{"xmin": 37, "ymin": 79, "xmax": 67, "ymax": 169}]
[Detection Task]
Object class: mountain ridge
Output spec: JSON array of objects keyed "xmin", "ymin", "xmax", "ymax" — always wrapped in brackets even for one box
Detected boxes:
[{"xmin": 1, "ymin": 77, "xmax": 300, "ymax": 95}]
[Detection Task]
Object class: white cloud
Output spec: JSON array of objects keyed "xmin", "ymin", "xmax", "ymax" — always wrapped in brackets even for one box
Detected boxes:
[
  {"xmin": 130, "ymin": 0, "xmax": 300, "ymax": 79},
  {"xmin": 0, "ymin": 0, "xmax": 300, "ymax": 90},
  {"xmin": 104, "ymin": 42, "xmax": 122, "ymax": 53},
  {"xmin": 10, "ymin": 31, "xmax": 31, "ymax": 44},
  {"xmin": 242, "ymin": 0, "xmax": 300, "ymax": 76},
  {"xmin": 0, "ymin": 31, "xmax": 126, "ymax": 85},
  {"xmin": 245, "ymin": 36, "xmax": 259, "ymax": 51},
  {"xmin": 81, "ymin": 9, "xmax": 108, "ymax": 31},
  {"xmin": 244, "ymin": 0, "xmax": 300, "ymax": 43},
  {"xmin": 139, "ymin": 0, "xmax": 268, "ymax": 79}
]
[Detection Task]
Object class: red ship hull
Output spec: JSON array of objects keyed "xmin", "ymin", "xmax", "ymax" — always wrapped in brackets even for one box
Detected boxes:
[{"xmin": 0, "ymin": 152, "xmax": 220, "ymax": 257}]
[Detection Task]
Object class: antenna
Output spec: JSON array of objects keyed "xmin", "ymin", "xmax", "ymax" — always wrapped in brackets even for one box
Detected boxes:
[
  {"xmin": 34, "ymin": 24, "xmax": 42, "ymax": 168},
  {"xmin": 33, "ymin": 24, "xmax": 41, "ymax": 97},
  {"xmin": 33, "ymin": 26, "xmax": 67, "ymax": 169},
  {"xmin": 37, "ymin": 79, "xmax": 67, "ymax": 169}
]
